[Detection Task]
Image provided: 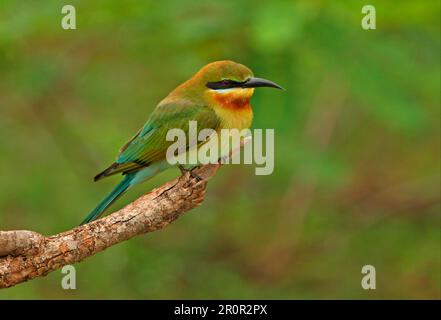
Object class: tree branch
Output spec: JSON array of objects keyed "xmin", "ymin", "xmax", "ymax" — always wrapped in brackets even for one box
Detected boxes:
[{"xmin": 0, "ymin": 163, "xmax": 221, "ymax": 289}]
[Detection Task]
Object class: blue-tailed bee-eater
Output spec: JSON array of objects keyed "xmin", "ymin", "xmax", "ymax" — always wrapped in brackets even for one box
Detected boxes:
[{"xmin": 81, "ymin": 60, "xmax": 283, "ymax": 225}]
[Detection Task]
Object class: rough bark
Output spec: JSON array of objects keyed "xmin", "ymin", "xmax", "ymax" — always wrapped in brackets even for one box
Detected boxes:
[{"xmin": 0, "ymin": 163, "xmax": 221, "ymax": 289}]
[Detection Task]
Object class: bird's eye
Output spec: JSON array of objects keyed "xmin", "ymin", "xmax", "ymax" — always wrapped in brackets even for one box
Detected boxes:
[{"xmin": 206, "ymin": 79, "xmax": 238, "ymax": 90}]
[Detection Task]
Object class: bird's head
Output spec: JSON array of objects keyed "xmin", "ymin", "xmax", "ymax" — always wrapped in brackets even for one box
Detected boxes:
[{"xmin": 171, "ymin": 60, "xmax": 284, "ymax": 109}]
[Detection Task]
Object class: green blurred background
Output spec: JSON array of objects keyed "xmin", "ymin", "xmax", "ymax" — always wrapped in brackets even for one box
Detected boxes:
[{"xmin": 0, "ymin": 0, "xmax": 439, "ymax": 299}]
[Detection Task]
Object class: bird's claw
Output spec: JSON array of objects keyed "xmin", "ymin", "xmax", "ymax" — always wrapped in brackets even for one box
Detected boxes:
[
  {"xmin": 190, "ymin": 170, "xmax": 203, "ymax": 182},
  {"xmin": 178, "ymin": 165, "xmax": 203, "ymax": 182}
]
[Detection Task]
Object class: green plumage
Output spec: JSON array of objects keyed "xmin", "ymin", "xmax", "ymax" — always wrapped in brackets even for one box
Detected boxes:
[{"xmin": 94, "ymin": 101, "xmax": 221, "ymax": 181}]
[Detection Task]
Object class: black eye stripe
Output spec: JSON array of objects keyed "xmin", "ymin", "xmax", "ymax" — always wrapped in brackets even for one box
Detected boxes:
[{"xmin": 206, "ymin": 79, "xmax": 245, "ymax": 90}]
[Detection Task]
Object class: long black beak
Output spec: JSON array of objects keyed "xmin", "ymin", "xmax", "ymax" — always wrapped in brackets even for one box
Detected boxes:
[{"xmin": 241, "ymin": 77, "xmax": 285, "ymax": 90}]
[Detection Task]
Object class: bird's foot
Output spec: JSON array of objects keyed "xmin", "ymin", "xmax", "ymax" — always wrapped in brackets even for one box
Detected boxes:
[{"xmin": 178, "ymin": 165, "xmax": 203, "ymax": 182}]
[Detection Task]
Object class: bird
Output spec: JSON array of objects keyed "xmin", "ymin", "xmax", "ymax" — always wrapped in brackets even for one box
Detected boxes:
[{"xmin": 80, "ymin": 60, "xmax": 284, "ymax": 225}]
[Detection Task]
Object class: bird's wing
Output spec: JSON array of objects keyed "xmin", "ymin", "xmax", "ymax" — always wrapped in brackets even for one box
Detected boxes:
[{"xmin": 94, "ymin": 100, "xmax": 221, "ymax": 181}]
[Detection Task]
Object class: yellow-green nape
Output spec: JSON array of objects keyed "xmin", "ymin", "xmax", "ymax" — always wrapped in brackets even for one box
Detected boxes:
[{"xmin": 196, "ymin": 60, "xmax": 254, "ymax": 83}]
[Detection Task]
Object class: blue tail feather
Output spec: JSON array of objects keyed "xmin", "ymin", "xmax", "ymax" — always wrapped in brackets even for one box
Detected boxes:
[{"xmin": 80, "ymin": 174, "xmax": 134, "ymax": 225}]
